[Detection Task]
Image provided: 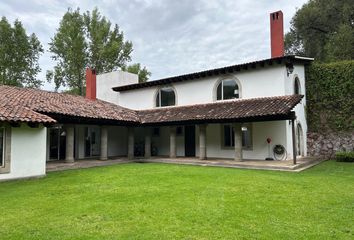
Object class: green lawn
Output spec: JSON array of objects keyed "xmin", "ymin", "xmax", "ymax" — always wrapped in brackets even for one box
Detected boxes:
[{"xmin": 0, "ymin": 161, "xmax": 353, "ymax": 239}]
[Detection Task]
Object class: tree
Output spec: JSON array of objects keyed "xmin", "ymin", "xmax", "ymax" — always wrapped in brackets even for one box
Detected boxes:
[
  {"xmin": 122, "ymin": 63, "xmax": 151, "ymax": 83},
  {"xmin": 47, "ymin": 9, "xmax": 87, "ymax": 95},
  {"xmin": 48, "ymin": 8, "xmax": 149, "ymax": 95},
  {"xmin": 83, "ymin": 8, "xmax": 133, "ymax": 74},
  {"xmin": 285, "ymin": 0, "xmax": 354, "ymax": 61},
  {"xmin": 0, "ymin": 17, "xmax": 43, "ymax": 87}
]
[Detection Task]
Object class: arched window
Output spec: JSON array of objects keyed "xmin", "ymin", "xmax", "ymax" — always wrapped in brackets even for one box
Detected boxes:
[
  {"xmin": 294, "ymin": 77, "xmax": 301, "ymax": 94},
  {"xmin": 155, "ymin": 87, "xmax": 176, "ymax": 107},
  {"xmin": 216, "ymin": 79, "xmax": 240, "ymax": 100}
]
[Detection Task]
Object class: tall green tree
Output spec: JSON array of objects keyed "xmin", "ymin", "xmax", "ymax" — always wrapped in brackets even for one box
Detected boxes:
[
  {"xmin": 285, "ymin": 0, "xmax": 354, "ymax": 61},
  {"xmin": 47, "ymin": 9, "xmax": 87, "ymax": 95},
  {"xmin": 0, "ymin": 17, "xmax": 43, "ymax": 87},
  {"xmin": 48, "ymin": 8, "xmax": 149, "ymax": 95}
]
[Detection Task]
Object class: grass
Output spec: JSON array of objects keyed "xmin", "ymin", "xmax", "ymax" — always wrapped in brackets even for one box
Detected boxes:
[{"xmin": 0, "ymin": 161, "xmax": 353, "ymax": 239}]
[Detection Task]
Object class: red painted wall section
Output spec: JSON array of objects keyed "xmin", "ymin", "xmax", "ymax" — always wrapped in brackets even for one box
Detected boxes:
[
  {"xmin": 270, "ymin": 10, "xmax": 284, "ymax": 58},
  {"xmin": 86, "ymin": 68, "xmax": 96, "ymax": 100}
]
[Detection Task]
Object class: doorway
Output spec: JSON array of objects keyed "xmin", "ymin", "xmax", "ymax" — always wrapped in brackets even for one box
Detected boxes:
[
  {"xmin": 184, "ymin": 125, "xmax": 196, "ymax": 157},
  {"xmin": 49, "ymin": 127, "xmax": 66, "ymax": 161},
  {"xmin": 84, "ymin": 126, "xmax": 101, "ymax": 158}
]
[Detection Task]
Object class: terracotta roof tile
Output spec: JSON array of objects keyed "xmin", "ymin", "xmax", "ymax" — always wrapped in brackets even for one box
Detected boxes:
[
  {"xmin": 0, "ymin": 85, "xmax": 303, "ymax": 125},
  {"xmin": 0, "ymin": 85, "xmax": 139, "ymax": 124},
  {"xmin": 138, "ymin": 95, "xmax": 303, "ymax": 124}
]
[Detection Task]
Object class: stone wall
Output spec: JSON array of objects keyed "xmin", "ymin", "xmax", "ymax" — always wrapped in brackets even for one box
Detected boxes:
[{"xmin": 307, "ymin": 132, "xmax": 354, "ymax": 158}]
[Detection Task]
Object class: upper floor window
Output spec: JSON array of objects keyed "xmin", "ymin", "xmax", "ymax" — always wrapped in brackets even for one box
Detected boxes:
[
  {"xmin": 294, "ymin": 77, "xmax": 301, "ymax": 94},
  {"xmin": 156, "ymin": 87, "xmax": 176, "ymax": 107},
  {"xmin": 217, "ymin": 79, "xmax": 240, "ymax": 100}
]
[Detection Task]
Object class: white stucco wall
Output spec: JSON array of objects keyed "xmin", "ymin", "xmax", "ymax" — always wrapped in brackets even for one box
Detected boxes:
[
  {"xmin": 148, "ymin": 122, "xmax": 288, "ymax": 160},
  {"xmin": 285, "ymin": 64, "xmax": 308, "ymax": 157},
  {"xmin": 99, "ymin": 62, "xmax": 307, "ymax": 160},
  {"xmin": 75, "ymin": 125, "xmax": 129, "ymax": 159},
  {"xmin": 118, "ymin": 65, "xmax": 286, "ymax": 110},
  {"xmin": 196, "ymin": 122, "xmax": 287, "ymax": 160},
  {"xmin": 96, "ymin": 70, "xmax": 138, "ymax": 104},
  {"xmin": 0, "ymin": 125, "xmax": 47, "ymax": 181}
]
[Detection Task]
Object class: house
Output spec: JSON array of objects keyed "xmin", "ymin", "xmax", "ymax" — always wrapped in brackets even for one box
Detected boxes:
[{"xmin": 0, "ymin": 11, "xmax": 313, "ymax": 181}]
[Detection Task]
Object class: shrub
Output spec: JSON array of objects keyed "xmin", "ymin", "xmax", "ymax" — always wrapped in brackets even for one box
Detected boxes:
[
  {"xmin": 306, "ymin": 60, "xmax": 354, "ymax": 133},
  {"xmin": 335, "ymin": 151, "xmax": 354, "ymax": 162}
]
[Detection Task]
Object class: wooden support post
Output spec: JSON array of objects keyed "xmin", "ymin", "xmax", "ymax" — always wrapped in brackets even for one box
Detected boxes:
[{"xmin": 291, "ymin": 119, "xmax": 297, "ymax": 165}]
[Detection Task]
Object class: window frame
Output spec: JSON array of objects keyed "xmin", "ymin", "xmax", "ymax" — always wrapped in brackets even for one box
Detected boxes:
[
  {"xmin": 294, "ymin": 76, "xmax": 301, "ymax": 95},
  {"xmin": 0, "ymin": 126, "xmax": 10, "ymax": 174},
  {"xmin": 0, "ymin": 127, "xmax": 4, "ymax": 168},
  {"xmin": 215, "ymin": 78, "xmax": 241, "ymax": 101},
  {"xmin": 221, "ymin": 123, "xmax": 253, "ymax": 150},
  {"xmin": 155, "ymin": 86, "xmax": 176, "ymax": 107},
  {"xmin": 241, "ymin": 123, "xmax": 253, "ymax": 150}
]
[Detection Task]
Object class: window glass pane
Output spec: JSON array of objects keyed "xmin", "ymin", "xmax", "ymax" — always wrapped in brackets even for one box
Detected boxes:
[
  {"xmin": 0, "ymin": 128, "xmax": 4, "ymax": 167},
  {"xmin": 217, "ymin": 83, "xmax": 222, "ymax": 100},
  {"xmin": 153, "ymin": 127, "xmax": 160, "ymax": 136},
  {"xmin": 224, "ymin": 125, "xmax": 231, "ymax": 147},
  {"xmin": 176, "ymin": 126, "xmax": 183, "ymax": 135},
  {"xmin": 160, "ymin": 87, "xmax": 175, "ymax": 106},
  {"xmin": 223, "ymin": 125, "xmax": 235, "ymax": 147},
  {"xmin": 242, "ymin": 126, "xmax": 252, "ymax": 148},
  {"xmin": 223, "ymin": 79, "xmax": 239, "ymax": 99},
  {"xmin": 294, "ymin": 78, "xmax": 300, "ymax": 94},
  {"xmin": 155, "ymin": 92, "xmax": 160, "ymax": 107},
  {"xmin": 231, "ymin": 126, "xmax": 235, "ymax": 147}
]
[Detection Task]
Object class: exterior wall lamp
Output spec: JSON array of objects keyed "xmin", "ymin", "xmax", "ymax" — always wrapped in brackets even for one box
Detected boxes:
[{"xmin": 286, "ymin": 62, "xmax": 294, "ymax": 76}]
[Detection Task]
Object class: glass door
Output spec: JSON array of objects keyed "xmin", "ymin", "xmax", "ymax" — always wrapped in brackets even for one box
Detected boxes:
[{"xmin": 84, "ymin": 126, "xmax": 101, "ymax": 158}]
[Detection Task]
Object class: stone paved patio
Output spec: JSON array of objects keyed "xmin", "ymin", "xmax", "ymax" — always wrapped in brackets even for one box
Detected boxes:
[
  {"xmin": 140, "ymin": 157, "xmax": 324, "ymax": 172},
  {"xmin": 46, "ymin": 156, "xmax": 324, "ymax": 172}
]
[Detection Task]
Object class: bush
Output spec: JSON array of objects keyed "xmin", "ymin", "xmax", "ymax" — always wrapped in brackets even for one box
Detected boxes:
[
  {"xmin": 306, "ymin": 60, "xmax": 354, "ymax": 132},
  {"xmin": 335, "ymin": 151, "xmax": 354, "ymax": 162}
]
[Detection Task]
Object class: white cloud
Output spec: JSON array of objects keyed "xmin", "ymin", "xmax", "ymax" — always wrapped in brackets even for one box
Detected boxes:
[{"xmin": 0, "ymin": 0, "xmax": 307, "ymax": 90}]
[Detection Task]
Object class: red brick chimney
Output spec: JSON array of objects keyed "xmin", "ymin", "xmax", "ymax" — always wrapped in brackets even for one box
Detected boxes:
[
  {"xmin": 270, "ymin": 10, "xmax": 284, "ymax": 58},
  {"xmin": 86, "ymin": 68, "xmax": 96, "ymax": 100}
]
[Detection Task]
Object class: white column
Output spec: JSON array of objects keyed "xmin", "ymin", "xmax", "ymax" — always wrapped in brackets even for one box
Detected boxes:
[
  {"xmin": 100, "ymin": 126, "xmax": 108, "ymax": 160},
  {"xmin": 292, "ymin": 119, "xmax": 297, "ymax": 165},
  {"xmin": 199, "ymin": 124, "xmax": 207, "ymax": 160},
  {"xmin": 65, "ymin": 125, "xmax": 75, "ymax": 163},
  {"xmin": 46, "ymin": 127, "xmax": 50, "ymax": 162},
  {"xmin": 144, "ymin": 128, "xmax": 151, "ymax": 158},
  {"xmin": 169, "ymin": 126, "xmax": 176, "ymax": 158},
  {"xmin": 234, "ymin": 123, "xmax": 242, "ymax": 161},
  {"xmin": 127, "ymin": 127, "xmax": 134, "ymax": 159}
]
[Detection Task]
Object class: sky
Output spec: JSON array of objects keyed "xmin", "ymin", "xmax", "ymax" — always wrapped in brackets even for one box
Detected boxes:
[{"xmin": 0, "ymin": 0, "xmax": 308, "ymax": 91}]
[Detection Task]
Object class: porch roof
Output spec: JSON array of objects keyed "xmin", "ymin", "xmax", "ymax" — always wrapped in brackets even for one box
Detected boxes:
[
  {"xmin": 138, "ymin": 95, "xmax": 303, "ymax": 125},
  {"xmin": 0, "ymin": 85, "xmax": 303, "ymax": 126},
  {"xmin": 0, "ymin": 85, "xmax": 139, "ymax": 125}
]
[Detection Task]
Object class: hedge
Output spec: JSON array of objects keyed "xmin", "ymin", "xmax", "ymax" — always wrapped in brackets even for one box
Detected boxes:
[
  {"xmin": 306, "ymin": 60, "xmax": 354, "ymax": 132},
  {"xmin": 335, "ymin": 151, "xmax": 354, "ymax": 162}
]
